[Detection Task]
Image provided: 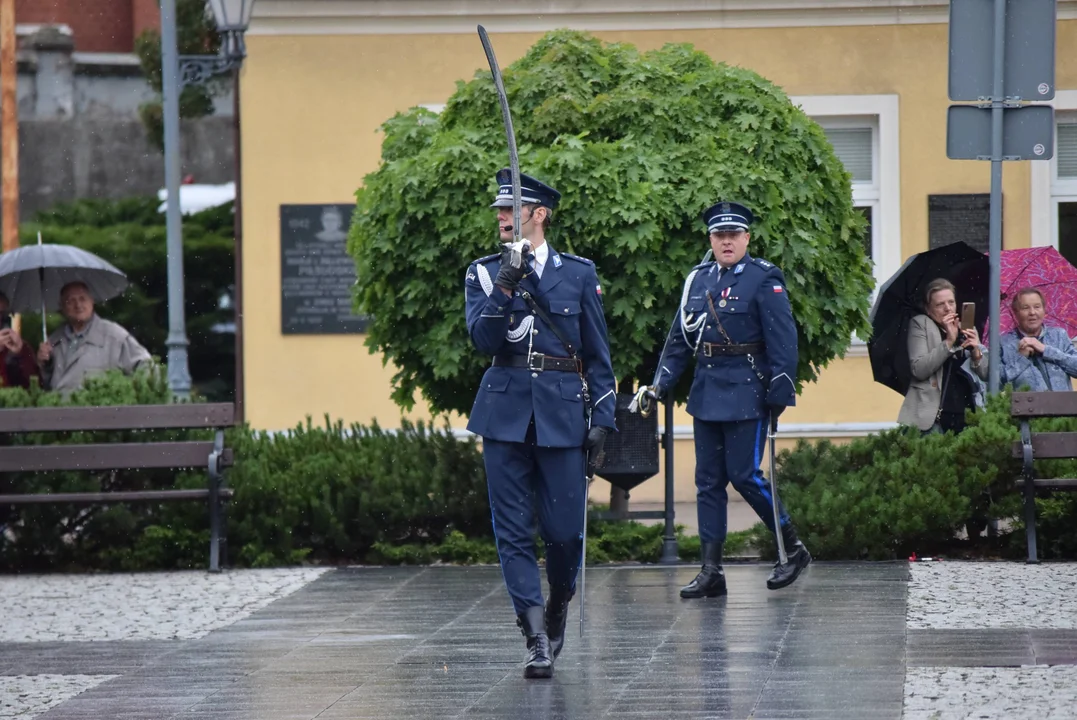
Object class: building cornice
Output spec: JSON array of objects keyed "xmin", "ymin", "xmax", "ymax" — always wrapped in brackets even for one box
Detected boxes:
[{"xmin": 249, "ymin": 0, "xmax": 1077, "ymax": 36}]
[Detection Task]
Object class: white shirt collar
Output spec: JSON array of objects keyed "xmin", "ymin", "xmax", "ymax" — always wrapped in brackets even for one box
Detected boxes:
[{"xmin": 532, "ymin": 242, "xmax": 550, "ymax": 277}]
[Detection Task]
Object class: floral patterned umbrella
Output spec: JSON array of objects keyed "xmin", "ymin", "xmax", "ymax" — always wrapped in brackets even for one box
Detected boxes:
[{"xmin": 996, "ymin": 246, "xmax": 1077, "ymax": 340}]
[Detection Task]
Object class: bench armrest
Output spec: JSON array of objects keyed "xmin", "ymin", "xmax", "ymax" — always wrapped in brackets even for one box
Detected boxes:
[{"xmin": 1020, "ymin": 420, "xmax": 1035, "ymax": 485}]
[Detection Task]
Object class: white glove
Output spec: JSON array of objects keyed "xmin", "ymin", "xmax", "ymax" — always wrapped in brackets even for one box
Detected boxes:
[
  {"xmin": 502, "ymin": 239, "xmax": 532, "ymax": 270},
  {"xmin": 628, "ymin": 385, "xmax": 658, "ymax": 414}
]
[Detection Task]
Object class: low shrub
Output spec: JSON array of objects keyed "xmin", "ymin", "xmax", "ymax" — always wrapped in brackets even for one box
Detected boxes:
[{"xmin": 771, "ymin": 389, "xmax": 1077, "ymax": 560}]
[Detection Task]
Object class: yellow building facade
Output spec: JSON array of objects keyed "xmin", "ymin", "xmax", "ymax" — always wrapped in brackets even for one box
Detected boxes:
[{"xmin": 239, "ymin": 1, "xmax": 1077, "ymax": 503}]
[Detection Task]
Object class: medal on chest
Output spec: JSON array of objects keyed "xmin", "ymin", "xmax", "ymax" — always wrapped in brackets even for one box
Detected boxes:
[{"xmin": 719, "ymin": 286, "xmax": 730, "ymax": 308}]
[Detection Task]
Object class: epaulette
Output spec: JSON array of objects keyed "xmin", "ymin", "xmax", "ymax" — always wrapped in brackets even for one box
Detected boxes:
[
  {"xmin": 473, "ymin": 252, "xmax": 500, "ymax": 265},
  {"xmin": 693, "ymin": 260, "xmax": 716, "ymax": 270},
  {"xmin": 753, "ymin": 257, "xmax": 777, "ymax": 270},
  {"xmin": 561, "ymin": 252, "xmax": 594, "ymax": 266}
]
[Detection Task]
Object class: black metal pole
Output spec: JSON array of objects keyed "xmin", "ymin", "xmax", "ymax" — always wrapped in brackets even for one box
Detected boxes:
[{"xmin": 660, "ymin": 398, "xmax": 678, "ymax": 563}]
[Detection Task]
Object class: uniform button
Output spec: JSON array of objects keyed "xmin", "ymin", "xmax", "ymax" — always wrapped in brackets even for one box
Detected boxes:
[
  {"xmin": 531, "ymin": 372, "xmax": 538, "ymax": 378},
  {"xmin": 532, "ymin": 329, "xmax": 538, "ymax": 336},
  {"xmin": 576, "ymin": 394, "xmax": 581, "ymax": 399}
]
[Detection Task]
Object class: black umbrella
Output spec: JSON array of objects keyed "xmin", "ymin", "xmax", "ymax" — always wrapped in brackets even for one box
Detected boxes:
[{"xmin": 868, "ymin": 241, "xmax": 990, "ymax": 395}]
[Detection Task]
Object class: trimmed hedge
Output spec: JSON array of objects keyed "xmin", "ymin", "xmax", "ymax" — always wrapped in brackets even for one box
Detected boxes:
[
  {"xmin": 772, "ymin": 389, "xmax": 1077, "ymax": 561},
  {"xmin": 6, "ymin": 375, "xmax": 1076, "ymax": 572},
  {"xmin": 0, "ymin": 374, "xmax": 728, "ymax": 571}
]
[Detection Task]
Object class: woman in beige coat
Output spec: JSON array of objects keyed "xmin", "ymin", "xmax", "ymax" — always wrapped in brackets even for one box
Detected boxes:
[{"xmin": 897, "ymin": 278, "xmax": 988, "ymax": 434}]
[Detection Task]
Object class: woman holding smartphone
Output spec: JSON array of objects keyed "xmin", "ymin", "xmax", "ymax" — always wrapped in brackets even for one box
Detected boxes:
[{"xmin": 897, "ymin": 278, "xmax": 987, "ymax": 435}]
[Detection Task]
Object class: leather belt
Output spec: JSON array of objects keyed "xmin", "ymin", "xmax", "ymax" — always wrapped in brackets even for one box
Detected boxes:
[
  {"xmin": 698, "ymin": 342, "xmax": 764, "ymax": 358},
  {"xmin": 492, "ymin": 353, "xmax": 582, "ymax": 373}
]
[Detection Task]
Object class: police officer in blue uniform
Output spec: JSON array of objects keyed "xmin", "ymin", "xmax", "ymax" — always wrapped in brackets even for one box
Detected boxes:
[
  {"xmin": 464, "ymin": 169, "xmax": 617, "ymax": 678},
  {"xmin": 641, "ymin": 201, "xmax": 810, "ymax": 598}
]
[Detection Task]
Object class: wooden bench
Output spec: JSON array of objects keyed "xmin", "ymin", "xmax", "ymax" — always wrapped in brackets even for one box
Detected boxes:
[
  {"xmin": 1011, "ymin": 391, "xmax": 1077, "ymax": 563},
  {"xmin": 0, "ymin": 403, "xmax": 235, "ymax": 571}
]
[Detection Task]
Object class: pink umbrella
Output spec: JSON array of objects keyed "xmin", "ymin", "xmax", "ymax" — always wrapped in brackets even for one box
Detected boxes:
[{"xmin": 994, "ymin": 246, "xmax": 1077, "ymax": 340}]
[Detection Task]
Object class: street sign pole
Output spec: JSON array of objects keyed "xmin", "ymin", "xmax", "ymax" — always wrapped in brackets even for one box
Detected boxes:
[
  {"xmin": 948, "ymin": 0, "xmax": 1056, "ymax": 395},
  {"xmin": 987, "ymin": 0, "xmax": 1005, "ymax": 394}
]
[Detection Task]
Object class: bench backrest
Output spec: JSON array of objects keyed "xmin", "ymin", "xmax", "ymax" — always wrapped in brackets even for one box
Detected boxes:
[
  {"xmin": 1011, "ymin": 391, "xmax": 1077, "ymax": 419},
  {"xmin": 1011, "ymin": 392, "xmax": 1077, "ymax": 461},
  {"xmin": 0, "ymin": 403, "xmax": 235, "ymax": 433}
]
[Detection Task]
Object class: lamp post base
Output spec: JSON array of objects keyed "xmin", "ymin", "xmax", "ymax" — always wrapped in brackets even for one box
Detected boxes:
[{"xmin": 166, "ymin": 339, "xmax": 192, "ymax": 400}]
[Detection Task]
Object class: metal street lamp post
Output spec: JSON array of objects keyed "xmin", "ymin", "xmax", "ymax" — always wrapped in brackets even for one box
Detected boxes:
[{"xmin": 160, "ymin": 0, "xmax": 254, "ymax": 398}]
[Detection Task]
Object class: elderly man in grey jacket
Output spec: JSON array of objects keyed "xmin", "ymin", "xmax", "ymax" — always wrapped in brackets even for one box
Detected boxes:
[
  {"xmin": 36, "ymin": 281, "xmax": 153, "ymax": 395},
  {"xmin": 982, "ymin": 287, "xmax": 1077, "ymax": 391}
]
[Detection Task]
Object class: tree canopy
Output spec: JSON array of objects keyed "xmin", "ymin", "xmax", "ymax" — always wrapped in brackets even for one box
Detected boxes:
[{"xmin": 349, "ymin": 30, "xmax": 873, "ymax": 416}]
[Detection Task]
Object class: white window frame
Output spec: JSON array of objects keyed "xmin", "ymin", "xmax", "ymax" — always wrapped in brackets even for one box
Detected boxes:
[
  {"xmin": 818, "ymin": 119, "xmax": 881, "ymax": 275},
  {"xmin": 1031, "ymin": 90, "xmax": 1077, "ymax": 250},
  {"xmin": 790, "ymin": 94, "xmax": 901, "ymax": 355}
]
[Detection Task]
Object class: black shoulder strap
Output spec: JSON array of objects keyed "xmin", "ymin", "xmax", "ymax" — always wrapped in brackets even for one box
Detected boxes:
[
  {"xmin": 520, "ymin": 291, "xmax": 577, "ymax": 357},
  {"xmin": 519, "ymin": 290, "xmax": 592, "ymax": 415}
]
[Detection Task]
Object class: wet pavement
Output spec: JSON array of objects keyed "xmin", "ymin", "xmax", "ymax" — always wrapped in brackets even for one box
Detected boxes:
[{"xmin": 3, "ymin": 563, "xmax": 1076, "ymax": 719}]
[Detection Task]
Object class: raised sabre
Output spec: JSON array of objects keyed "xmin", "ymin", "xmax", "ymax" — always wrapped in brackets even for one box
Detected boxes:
[
  {"xmin": 478, "ymin": 24, "xmax": 586, "ymax": 637},
  {"xmin": 477, "ymin": 25, "xmax": 524, "ymax": 253}
]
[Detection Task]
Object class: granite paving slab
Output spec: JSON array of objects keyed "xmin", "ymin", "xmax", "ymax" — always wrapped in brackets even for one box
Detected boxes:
[
  {"xmin": 907, "ymin": 562, "xmax": 1077, "ymax": 629},
  {"xmin": 6, "ymin": 560, "xmax": 1077, "ymax": 719},
  {"xmin": 0, "ymin": 569, "xmax": 328, "ymax": 642},
  {"xmin": 904, "ymin": 665, "xmax": 1077, "ymax": 720},
  {"xmin": 1, "ymin": 563, "xmax": 910, "ymax": 719}
]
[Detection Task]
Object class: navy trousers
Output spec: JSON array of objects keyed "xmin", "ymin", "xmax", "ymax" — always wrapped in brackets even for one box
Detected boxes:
[
  {"xmin": 694, "ymin": 417, "xmax": 791, "ymax": 545},
  {"xmin": 482, "ymin": 421, "xmax": 587, "ymax": 616}
]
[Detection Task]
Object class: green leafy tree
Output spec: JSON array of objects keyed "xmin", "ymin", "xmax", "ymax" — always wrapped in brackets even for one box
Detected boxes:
[
  {"xmin": 349, "ymin": 30, "xmax": 873, "ymax": 416},
  {"xmin": 135, "ymin": 0, "xmax": 230, "ymax": 150}
]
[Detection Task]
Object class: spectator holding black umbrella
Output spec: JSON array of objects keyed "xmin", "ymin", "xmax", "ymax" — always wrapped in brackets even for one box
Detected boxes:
[{"xmin": 897, "ymin": 278, "xmax": 987, "ymax": 435}]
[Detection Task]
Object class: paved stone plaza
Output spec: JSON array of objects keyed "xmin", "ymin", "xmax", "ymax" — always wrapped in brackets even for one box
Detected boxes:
[{"xmin": 1, "ymin": 562, "xmax": 1075, "ymax": 719}]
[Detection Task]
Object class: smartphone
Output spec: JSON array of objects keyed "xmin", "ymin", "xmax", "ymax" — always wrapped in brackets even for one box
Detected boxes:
[
  {"xmin": 0, "ymin": 314, "xmax": 10, "ymax": 331},
  {"xmin": 960, "ymin": 302, "xmax": 976, "ymax": 331}
]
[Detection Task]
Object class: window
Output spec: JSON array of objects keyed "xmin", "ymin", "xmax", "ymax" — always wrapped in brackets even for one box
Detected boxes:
[
  {"xmin": 1055, "ymin": 119, "xmax": 1077, "ymax": 267},
  {"xmin": 791, "ymin": 95, "xmax": 900, "ymax": 353},
  {"xmin": 1030, "ymin": 91, "xmax": 1077, "ymax": 262},
  {"xmin": 821, "ymin": 124, "xmax": 879, "ymax": 274}
]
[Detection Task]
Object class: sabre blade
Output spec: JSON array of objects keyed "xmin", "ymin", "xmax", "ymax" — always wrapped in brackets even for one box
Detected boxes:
[
  {"xmin": 477, "ymin": 25, "xmax": 522, "ymax": 245},
  {"xmin": 768, "ymin": 415, "xmax": 788, "ymax": 566}
]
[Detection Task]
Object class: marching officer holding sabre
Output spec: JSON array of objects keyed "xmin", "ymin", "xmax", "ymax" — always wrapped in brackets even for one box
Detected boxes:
[
  {"xmin": 635, "ymin": 201, "xmax": 811, "ymax": 598},
  {"xmin": 464, "ymin": 169, "xmax": 617, "ymax": 678}
]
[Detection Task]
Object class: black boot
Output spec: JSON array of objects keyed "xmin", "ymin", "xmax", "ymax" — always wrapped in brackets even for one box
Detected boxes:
[
  {"xmin": 680, "ymin": 542, "xmax": 727, "ymax": 599},
  {"xmin": 766, "ymin": 524, "xmax": 812, "ymax": 590},
  {"xmin": 516, "ymin": 606, "xmax": 553, "ymax": 678},
  {"xmin": 545, "ymin": 588, "xmax": 573, "ymax": 660}
]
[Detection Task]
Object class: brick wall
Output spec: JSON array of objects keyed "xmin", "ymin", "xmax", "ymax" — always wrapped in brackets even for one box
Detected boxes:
[
  {"xmin": 131, "ymin": 0, "xmax": 160, "ymax": 41},
  {"xmin": 16, "ymin": 0, "xmax": 158, "ymax": 54}
]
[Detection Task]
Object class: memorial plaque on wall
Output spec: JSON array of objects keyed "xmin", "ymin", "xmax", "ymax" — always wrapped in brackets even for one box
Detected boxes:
[
  {"xmin": 280, "ymin": 204, "xmax": 369, "ymax": 334},
  {"xmin": 928, "ymin": 194, "xmax": 994, "ymax": 253}
]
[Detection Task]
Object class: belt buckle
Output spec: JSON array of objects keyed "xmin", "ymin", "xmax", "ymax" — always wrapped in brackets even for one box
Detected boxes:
[
  {"xmin": 704, "ymin": 344, "xmax": 713, "ymax": 358},
  {"xmin": 528, "ymin": 353, "xmax": 545, "ymax": 372}
]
